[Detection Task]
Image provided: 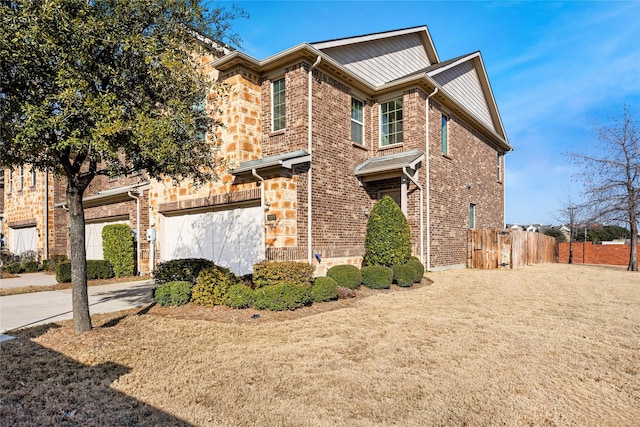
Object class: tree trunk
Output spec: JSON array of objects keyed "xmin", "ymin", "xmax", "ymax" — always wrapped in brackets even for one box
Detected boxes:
[
  {"xmin": 629, "ymin": 214, "xmax": 638, "ymax": 272},
  {"xmin": 67, "ymin": 180, "xmax": 92, "ymax": 332}
]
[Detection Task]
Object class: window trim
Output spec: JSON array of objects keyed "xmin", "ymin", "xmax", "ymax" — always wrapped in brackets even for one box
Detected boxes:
[
  {"xmin": 271, "ymin": 77, "xmax": 286, "ymax": 132},
  {"xmin": 497, "ymin": 152, "xmax": 503, "ymax": 182},
  {"xmin": 379, "ymin": 97, "xmax": 404, "ymax": 147},
  {"xmin": 351, "ymin": 97, "xmax": 364, "ymax": 145},
  {"xmin": 441, "ymin": 114, "xmax": 449, "ymax": 154}
]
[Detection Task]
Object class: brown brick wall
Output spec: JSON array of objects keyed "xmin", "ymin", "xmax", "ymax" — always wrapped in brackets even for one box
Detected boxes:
[
  {"xmin": 558, "ymin": 242, "xmax": 639, "ymax": 266},
  {"xmin": 428, "ymin": 101, "xmax": 504, "ymax": 268}
]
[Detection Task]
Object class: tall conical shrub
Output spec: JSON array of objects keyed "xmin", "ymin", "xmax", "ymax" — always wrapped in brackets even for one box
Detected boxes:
[
  {"xmin": 364, "ymin": 196, "xmax": 412, "ymax": 267},
  {"xmin": 102, "ymin": 224, "xmax": 135, "ymax": 277}
]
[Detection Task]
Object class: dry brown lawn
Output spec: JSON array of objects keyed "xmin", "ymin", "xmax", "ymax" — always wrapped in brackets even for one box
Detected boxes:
[{"xmin": 1, "ymin": 263, "xmax": 639, "ymax": 426}]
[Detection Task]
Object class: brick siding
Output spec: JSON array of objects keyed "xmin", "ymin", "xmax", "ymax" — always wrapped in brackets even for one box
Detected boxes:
[{"xmin": 558, "ymin": 242, "xmax": 640, "ymax": 266}]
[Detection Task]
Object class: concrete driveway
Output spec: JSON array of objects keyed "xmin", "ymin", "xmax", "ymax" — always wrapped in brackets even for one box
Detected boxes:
[{"xmin": 0, "ymin": 276, "xmax": 156, "ymax": 335}]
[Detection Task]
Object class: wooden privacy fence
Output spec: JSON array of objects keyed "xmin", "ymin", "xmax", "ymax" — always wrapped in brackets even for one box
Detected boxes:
[{"xmin": 467, "ymin": 229, "xmax": 556, "ymax": 269}]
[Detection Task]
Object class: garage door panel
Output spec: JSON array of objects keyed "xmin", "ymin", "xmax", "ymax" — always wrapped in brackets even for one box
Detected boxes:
[
  {"xmin": 162, "ymin": 206, "xmax": 264, "ymax": 275},
  {"xmin": 10, "ymin": 227, "xmax": 37, "ymax": 256}
]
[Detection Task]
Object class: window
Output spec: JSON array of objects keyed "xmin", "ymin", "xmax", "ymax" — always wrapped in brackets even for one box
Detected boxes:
[
  {"xmin": 31, "ymin": 168, "xmax": 37, "ymax": 187},
  {"xmin": 380, "ymin": 98, "xmax": 403, "ymax": 146},
  {"xmin": 497, "ymin": 152, "xmax": 502, "ymax": 181},
  {"xmin": 351, "ymin": 98, "xmax": 364, "ymax": 144},
  {"xmin": 272, "ymin": 77, "xmax": 286, "ymax": 131},
  {"xmin": 441, "ymin": 114, "xmax": 449, "ymax": 154},
  {"xmin": 19, "ymin": 166, "xmax": 24, "ymax": 190},
  {"xmin": 469, "ymin": 203, "xmax": 476, "ymax": 229},
  {"xmin": 8, "ymin": 170, "xmax": 12, "ymax": 193}
]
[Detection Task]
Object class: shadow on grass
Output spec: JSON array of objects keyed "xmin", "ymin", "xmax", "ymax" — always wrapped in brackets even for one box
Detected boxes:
[
  {"xmin": 101, "ymin": 303, "xmax": 157, "ymax": 329},
  {"xmin": 0, "ymin": 337, "xmax": 193, "ymax": 426}
]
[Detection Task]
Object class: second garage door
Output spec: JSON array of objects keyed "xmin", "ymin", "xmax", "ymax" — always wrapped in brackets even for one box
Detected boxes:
[{"xmin": 161, "ymin": 205, "xmax": 265, "ymax": 276}]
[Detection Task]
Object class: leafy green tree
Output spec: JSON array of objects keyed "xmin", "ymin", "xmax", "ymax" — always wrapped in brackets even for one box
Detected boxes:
[
  {"xmin": 364, "ymin": 196, "xmax": 412, "ymax": 267},
  {"xmin": 0, "ymin": 0, "xmax": 245, "ymax": 331}
]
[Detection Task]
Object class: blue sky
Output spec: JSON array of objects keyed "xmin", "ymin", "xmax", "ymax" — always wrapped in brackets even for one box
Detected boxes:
[{"xmin": 220, "ymin": 0, "xmax": 640, "ymax": 225}]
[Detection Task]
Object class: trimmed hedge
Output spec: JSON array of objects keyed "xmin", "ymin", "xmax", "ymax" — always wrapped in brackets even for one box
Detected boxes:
[
  {"xmin": 153, "ymin": 258, "xmax": 216, "ymax": 285},
  {"xmin": 102, "ymin": 224, "xmax": 135, "ymax": 277},
  {"xmin": 191, "ymin": 266, "xmax": 240, "ymax": 307},
  {"xmin": 225, "ymin": 284, "xmax": 256, "ymax": 309},
  {"xmin": 253, "ymin": 283, "xmax": 313, "ymax": 311},
  {"xmin": 312, "ymin": 276, "xmax": 339, "ymax": 302},
  {"xmin": 326, "ymin": 264, "xmax": 362, "ymax": 290},
  {"xmin": 4, "ymin": 262, "xmax": 23, "ymax": 275},
  {"xmin": 393, "ymin": 264, "xmax": 415, "ymax": 287},
  {"xmin": 154, "ymin": 281, "xmax": 192, "ymax": 307},
  {"xmin": 361, "ymin": 265, "xmax": 393, "ymax": 289},
  {"xmin": 22, "ymin": 260, "xmax": 39, "ymax": 273},
  {"xmin": 407, "ymin": 257, "xmax": 425, "ymax": 283},
  {"xmin": 55, "ymin": 260, "xmax": 114, "ymax": 283},
  {"xmin": 364, "ymin": 196, "xmax": 411, "ymax": 267},
  {"xmin": 252, "ymin": 261, "xmax": 314, "ymax": 288}
]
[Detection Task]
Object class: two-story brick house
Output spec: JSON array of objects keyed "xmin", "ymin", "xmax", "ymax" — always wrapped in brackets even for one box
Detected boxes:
[{"xmin": 1, "ymin": 26, "xmax": 511, "ymax": 275}]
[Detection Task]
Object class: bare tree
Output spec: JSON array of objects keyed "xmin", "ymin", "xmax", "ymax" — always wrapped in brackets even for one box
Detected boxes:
[{"xmin": 567, "ymin": 105, "xmax": 639, "ymax": 271}]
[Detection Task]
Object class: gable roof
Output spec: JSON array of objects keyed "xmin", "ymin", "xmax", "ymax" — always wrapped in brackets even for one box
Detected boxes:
[
  {"xmin": 311, "ymin": 26, "xmax": 439, "ymax": 87},
  {"xmin": 212, "ymin": 26, "xmax": 511, "ymax": 151}
]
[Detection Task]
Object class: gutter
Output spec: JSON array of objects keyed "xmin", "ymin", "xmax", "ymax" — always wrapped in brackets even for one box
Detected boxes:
[
  {"xmin": 251, "ymin": 169, "xmax": 266, "ymax": 215},
  {"xmin": 308, "ymin": 55, "xmax": 321, "ymax": 265},
  {"xmin": 44, "ymin": 171, "xmax": 49, "ymax": 260}
]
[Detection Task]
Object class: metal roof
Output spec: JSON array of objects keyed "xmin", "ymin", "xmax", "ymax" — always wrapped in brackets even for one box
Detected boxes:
[
  {"xmin": 230, "ymin": 150, "xmax": 310, "ymax": 175},
  {"xmin": 354, "ymin": 149, "xmax": 424, "ymax": 178}
]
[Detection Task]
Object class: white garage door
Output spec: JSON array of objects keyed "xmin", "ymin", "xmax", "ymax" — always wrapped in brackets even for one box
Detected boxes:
[
  {"xmin": 10, "ymin": 226, "xmax": 37, "ymax": 256},
  {"xmin": 85, "ymin": 219, "xmax": 129, "ymax": 260},
  {"xmin": 161, "ymin": 205, "xmax": 264, "ymax": 276}
]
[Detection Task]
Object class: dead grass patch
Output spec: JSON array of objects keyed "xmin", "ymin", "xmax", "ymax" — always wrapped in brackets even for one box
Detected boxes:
[{"xmin": 1, "ymin": 264, "xmax": 639, "ymax": 426}]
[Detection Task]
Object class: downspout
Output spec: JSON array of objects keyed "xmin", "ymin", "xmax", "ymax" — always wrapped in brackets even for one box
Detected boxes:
[
  {"xmin": 127, "ymin": 190, "xmax": 141, "ymax": 275},
  {"xmin": 251, "ymin": 169, "xmax": 265, "ymax": 213},
  {"xmin": 308, "ymin": 55, "xmax": 321, "ymax": 265},
  {"xmin": 44, "ymin": 170, "xmax": 49, "ymax": 260},
  {"xmin": 425, "ymin": 86, "xmax": 438, "ymax": 271},
  {"xmin": 403, "ymin": 167, "xmax": 424, "ymax": 265}
]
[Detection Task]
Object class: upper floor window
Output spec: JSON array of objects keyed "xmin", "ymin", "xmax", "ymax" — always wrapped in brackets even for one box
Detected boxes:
[
  {"xmin": 272, "ymin": 77, "xmax": 286, "ymax": 132},
  {"xmin": 469, "ymin": 203, "xmax": 476, "ymax": 229},
  {"xmin": 351, "ymin": 98, "xmax": 364, "ymax": 144},
  {"xmin": 8, "ymin": 170, "xmax": 12, "ymax": 193},
  {"xmin": 31, "ymin": 168, "xmax": 37, "ymax": 187},
  {"xmin": 441, "ymin": 114, "xmax": 449, "ymax": 154},
  {"xmin": 380, "ymin": 98, "xmax": 403, "ymax": 146},
  {"xmin": 497, "ymin": 152, "xmax": 502, "ymax": 181},
  {"xmin": 19, "ymin": 166, "xmax": 24, "ymax": 190}
]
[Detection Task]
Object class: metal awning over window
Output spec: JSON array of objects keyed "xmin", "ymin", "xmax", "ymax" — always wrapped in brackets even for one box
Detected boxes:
[
  {"xmin": 354, "ymin": 149, "xmax": 424, "ymax": 182},
  {"xmin": 230, "ymin": 150, "xmax": 310, "ymax": 181}
]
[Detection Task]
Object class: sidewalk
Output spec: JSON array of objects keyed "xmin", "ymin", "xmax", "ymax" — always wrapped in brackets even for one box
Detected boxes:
[{"xmin": 0, "ymin": 278, "xmax": 156, "ymax": 335}]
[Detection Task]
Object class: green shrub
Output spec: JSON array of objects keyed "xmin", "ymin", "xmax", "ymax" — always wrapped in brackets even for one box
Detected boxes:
[
  {"xmin": 41, "ymin": 259, "xmax": 50, "ymax": 271},
  {"xmin": 252, "ymin": 261, "xmax": 314, "ymax": 288},
  {"xmin": 102, "ymin": 224, "xmax": 135, "ymax": 277},
  {"xmin": 364, "ymin": 196, "xmax": 412, "ymax": 267},
  {"xmin": 225, "ymin": 284, "xmax": 255, "ymax": 309},
  {"xmin": 191, "ymin": 266, "xmax": 240, "ymax": 307},
  {"xmin": 153, "ymin": 258, "xmax": 216, "ymax": 285},
  {"xmin": 312, "ymin": 276, "xmax": 339, "ymax": 303},
  {"xmin": 154, "ymin": 281, "xmax": 192, "ymax": 307},
  {"xmin": 253, "ymin": 283, "xmax": 312, "ymax": 311},
  {"xmin": 56, "ymin": 261, "xmax": 72, "ymax": 283},
  {"xmin": 326, "ymin": 264, "xmax": 362, "ymax": 289},
  {"xmin": 393, "ymin": 264, "xmax": 415, "ymax": 287},
  {"xmin": 49, "ymin": 254, "xmax": 68, "ymax": 270},
  {"xmin": 22, "ymin": 260, "xmax": 39, "ymax": 273},
  {"xmin": 55, "ymin": 260, "xmax": 114, "ymax": 283},
  {"xmin": 361, "ymin": 265, "xmax": 393, "ymax": 289},
  {"xmin": 4, "ymin": 262, "xmax": 24, "ymax": 275},
  {"xmin": 407, "ymin": 257, "xmax": 425, "ymax": 283},
  {"xmin": 87, "ymin": 260, "xmax": 115, "ymax": 280}
]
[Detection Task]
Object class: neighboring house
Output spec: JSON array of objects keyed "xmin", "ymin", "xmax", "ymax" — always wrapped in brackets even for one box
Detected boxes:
[{"xmin": 1, "ymin": 25, "xmax": 511, "ymax": 275}]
